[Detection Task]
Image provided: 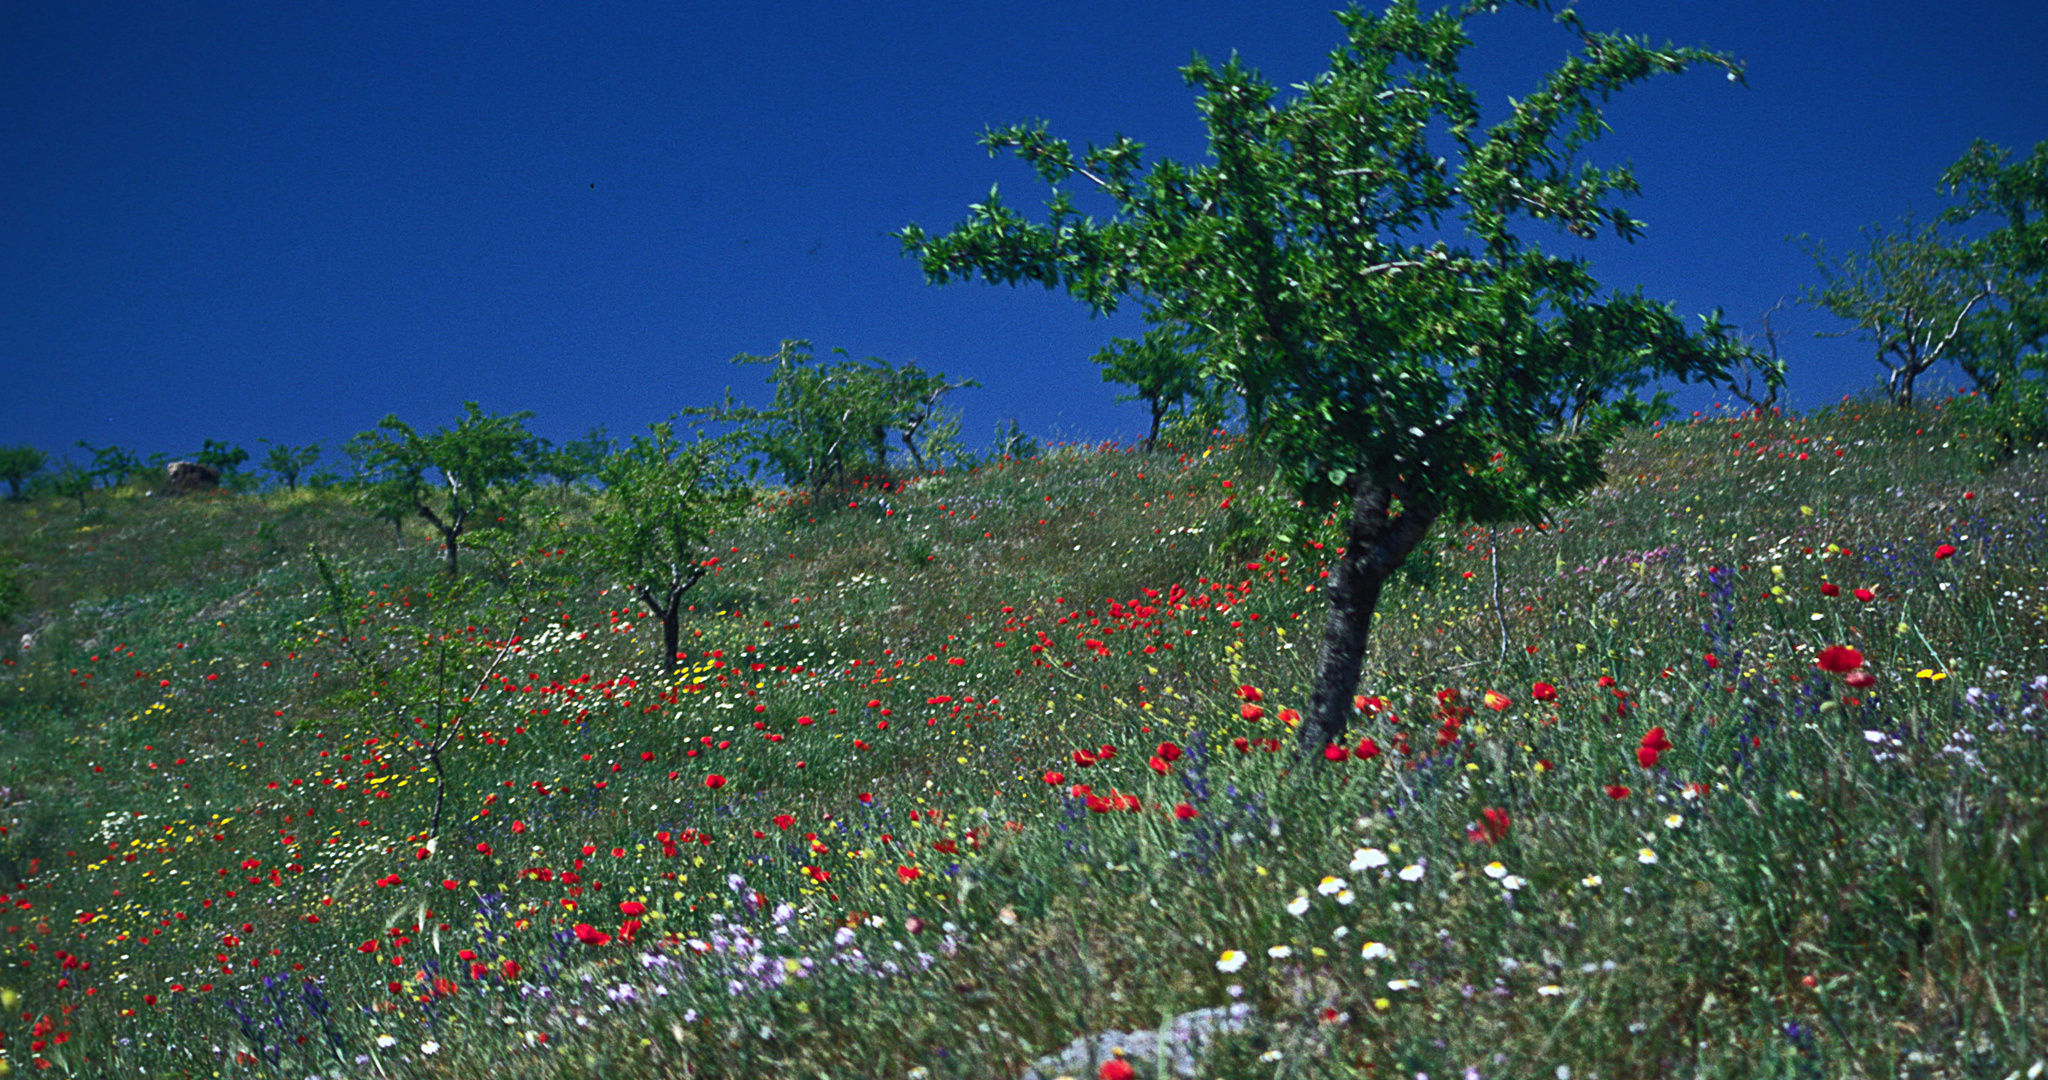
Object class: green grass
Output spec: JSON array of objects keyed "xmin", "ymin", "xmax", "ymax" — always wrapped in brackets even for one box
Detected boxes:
[{"xmin": 1, "ymin": 407, "xmax": 2045, "ymax": 1078}]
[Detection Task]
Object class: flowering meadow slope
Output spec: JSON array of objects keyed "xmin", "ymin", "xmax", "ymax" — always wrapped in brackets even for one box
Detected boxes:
[{"xmin": 1, "ymin": 406, "xmax": 2045, "ymax": 1078}]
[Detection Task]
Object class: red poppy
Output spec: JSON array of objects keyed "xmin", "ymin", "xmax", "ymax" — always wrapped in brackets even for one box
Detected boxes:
[
  {"xmin": 1853, "ymin": 588, "xmax": 1876, "ymax": 602},
  {"xmin": 501, "ymin": 960, "xmax": 520, "ymax": 980},
  {"xmin": 1069, "ymin": 783, "xmax": 1092, "ymax": 799},
  {"xmin": 897, "ymin": 866, "xmax": 921, "ymax": 883},
  {"xmin": 704, "ymin": 774, "xmax": 726, "ymax": 789},
  {"xmin": 1042, "ymin": 770, "xmax": 1065, "ymax": 786},
  {"xmin": 1704, "ymin": 653, "xmax": 1720, "ymax": 669},
  {"xmin": 1531, "ymin": 681, "xmax": 1558, "ymax": 702},
  {"xmin": 1482, "ymin": 690, "xmax": 1512, "ymax": 712},
  {"xmin": 1636, "ymin": 746, "xmax": 1663, "ymax": 768},
  {"xmin": 618, "ymin": 901, "xmax": 646, "ymax": 916},
  {"xmin": 572, "ymin": 923, "xmax": 611, "ymax": 946},
  {"xmin": 1468, "ymin": 807, "xmax": 1510, "ymax": 844},
  {"xmin": 1240, "ymin": 704, "xmax": 1265, "ymax": 722},
  {"xmin": 1071, "ymin": 749, "xmax": 1097, "ymax": 767},
  {"xmin": 1819, "ymin": 582, "xmax": 1840, "ymax": 597},
  {"xmin": 1845, "ymin": 670, "xmax": 1877, "ymax": 689},
  {"xmin": 1354, "ymin": 737, "xmax": 1381, "ymax": 760},
  {"xmin": 1934, "ymin": 544, "xmax": 1957, "ymax": 559},
  {"xmin": 1605, "ymin": 784, "xmax": 1631, "ymax": 800},
  {"xmin": 1173, "ymin": 802, "xmax": 1198, "ymax": 820},
  {"xmin": 1155, "ymin": 741, "xmax": 1182, "ymax": 761},
  {"xmin": 1640, "ymin": 727, "xmax": 1672, "ymax": 753},
  {"xmin": 1148, "ymin": 755, "xmax": 1171, "ymax": 775},
  {"xmin": 1100, "ymin": 1059, "xmax": 1136, "ymax": 1080},
  {"xmin": 1237, "ymin": 685, "xmax": 1263, "ymax": 703},
  {"xmin": 1232, "ymin": 736, "xmax": 1251, "ymax": 753},
  {"xmin": 1322, "ymin": 744, "xmax": 1348, "ymax": 762},
  {"xmin": 1815, "ymin": 645, "xmax": 1864, "ymax": 674},
  {"xmin": 1111, "ymin": 791, "xmax": 1142, "ymax": 812},
  {"xmin": 774, "ymin": 813, "xmax": 795, "ymax": 830}
]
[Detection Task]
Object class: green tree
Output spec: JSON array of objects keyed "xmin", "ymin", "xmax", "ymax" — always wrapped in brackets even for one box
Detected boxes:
[
  {"xmin": 195, "ymin": 439, "xmax": 252, "ymax": 488},
  {"xmin": 41, "ymin": 462, "xmax": 93, "ymax": 512},
  {"xmin": 76, "ymin": 443, "xmax": 142, "ymax": 490},
  {"xmin": 1800, "ymin": 219, "xmax": 1991, "ymax": 407},
  {"xmin": 258, "ymin": 441, "xmax": 323, "ymax": 490},
  {"xmin": 696, "ymin": 342, "xmax": 974, "ymax": 489},
  {"xmin": 352, "ymin": 403, "xmax": 541, "ymax": 576},
  {"xmin": 1095, "ymin": 322, "xmax": 1218, "ymax": 450},
  {"xmin": 589, "ymin": 423, "xmax": 752, "ymax": 673},
  {"xmin": 540, "ymin": 426, "xmax": 613, "ymax": 495},
  {"xmin": 901, "ymin": 0, "xmax": 1759, "ymax": 754},
  {"xmin": 1938, "ymin": 139, "xmax": 2048, "ymax": 459},
  {"xmin": 0, "ymin": 445, "xmax": 46, "ymax": 500}
]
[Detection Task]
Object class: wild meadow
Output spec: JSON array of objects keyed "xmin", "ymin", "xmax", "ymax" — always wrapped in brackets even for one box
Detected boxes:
[{"xmin": 1, "ymin": 402, "xmax": 2045, "ymax": 1079}]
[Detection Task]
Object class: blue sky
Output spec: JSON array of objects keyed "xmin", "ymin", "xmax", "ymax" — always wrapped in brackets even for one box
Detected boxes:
[{"xmin": 5, "ymin": 0, "xmax": 2044, "ymax": 467}]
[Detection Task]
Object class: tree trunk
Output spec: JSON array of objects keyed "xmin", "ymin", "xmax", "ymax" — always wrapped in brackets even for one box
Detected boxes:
[
  {"xmin": 1298, "ymin": 480, "xmax": 1440, "ymax": 757},
  {"xmin": 1146, "ymin": 396, "xmax": 1163, "ymax": 451},
  {"xmin": 661, "ymin": 607, "xmax": 681, "ymax": 674}
]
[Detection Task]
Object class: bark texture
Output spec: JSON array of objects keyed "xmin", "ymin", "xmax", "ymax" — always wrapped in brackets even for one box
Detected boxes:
[{"xmin": 1298, "ymin": 481, "xmax": 1440, "ymax": 757}]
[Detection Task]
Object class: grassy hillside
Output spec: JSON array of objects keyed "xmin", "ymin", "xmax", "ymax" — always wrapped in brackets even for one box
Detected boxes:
[{"xmin": 1, "ymin": 406, "xmax": 2045, "ymax": 1078}]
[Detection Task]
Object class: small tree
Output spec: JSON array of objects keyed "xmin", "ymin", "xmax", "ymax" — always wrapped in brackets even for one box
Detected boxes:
[
  {"xmin": 697, "ymin": 341, "xmax": 973, "ymax": 489},
  {"xmin": 258, "ymin": 441, "xmax": 323, "ymax": 491},
  {"xmin": 194, "ymin": 439, "xmax": 253, "ymax": 490},
  {"xmin": 0, "ymin": 445, "xmax": 46, "ymax": 500},
  {"xmin": 76, "ymin": 443, "xmax": 142, "ymax": 490},
  {"xmin": 1801, "ymin": 220, "xmax": 1991, "ymax": 406},
  {"xmin": 902, "ymin": 0, "xmax": 1760, "ymax": 754},
  {"xmin": 589, "ymin": 423, "xmax": 751, "ymax": 673},
  {"xmin": 354, "ymin": 403, "xmax": 541, "ymax": 576},
  {"xmin": 42, "ymin": 463, "xmax": 93, "ymax": 512},
  {"xmin": 1938, "ymin": 139, "xmax": 2048, "ymax": 459},
  {"xmin": 1095, "ymin": 322, "xmax": 1217, "ymax": 450},
  {"xmin": 539, "ymin": 426, "xmax": 613, "ymax": 495}
]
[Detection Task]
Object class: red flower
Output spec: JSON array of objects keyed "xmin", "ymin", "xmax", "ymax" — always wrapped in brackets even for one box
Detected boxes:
[
  {"xmin": 1354, "ymin": 737, "xmax": 1381, "ymax": 760},
  {"xmin": 1042, "ymin": 770, "xmax": 1065, "ymax": 786},
  {"xmin": 1148, "ymin": 755, "xmax": 1171, "ymax": 775},
  {"xmin": 572, "ymin": 923, "xmax": 611, "ymax": 946},
  {"xmin": 1819, "ymin": 582, "xmax": 1840, "ymax": 597},
  {"xmin": 501, "ymin": 960, "xmax": 520, "ymax": 980},
  {"xmin": 1240, "ymin": 704, "xmax": 1265, "ymax": 722},
  {"xmin": 1231, "ymin": 737, "xmax": 1251, "ymax": 753},
  {"xmin": 1704, "ymin": 653, "xmax": 1720, "ymax": 670},
  {"xmin": 1469, "ymin": 807, "xmax": 1510, "ymax": 844},
  {"xmin": 704, "ymin": 774, "xmax": 726, "ymax": 789},
  {"xmin": 1068, "ymin": 783, "xmax": 1092, "ymax": 799},
  {"xmin": 1173, "ymin": 802, "xmax": 1198, "ymax": 820},
  {"xmin": 1322, "ymin": 744, "xmax": 1349, "ymax": 762},
  {"xmin": 1111, "ymin": 791, "xmax": 1142, "ymax": 812},
  {"xmin": 1815, "ymin": 645, "xmax": 1865, "ymax": 674},
  {"xmin": 474, "ymin": 842, "xmax": 492, "ymax": 856},
  {"xmin": 1482, "ymin": 690, "xmax": 1512, "ymax": 712},
  {"xmin": 1845, "ymin": 670, "xmax": 1877, "ymax": 689},
  {"xmin": 774, "ymin": 813, "xmax": 795, "ymax": 830},
  {"xmin": 1605, "ymin": 784, "xmax": 1631, "ymax": 800},
  {"xmin": 1640, "ymin": 727, "xmax": 1672, "ymax": 753},
  {"xmin": 1636, "ymin": 746, "xmax": 1662, "ymax": 769},
  {"xmin": 1853, "ymin": 587, "xmax": 1876, "ymax": 602},
  {"xmin": 1237, "ymin": 685, "xmax": 1262, "ymax": 703},
  {"xmin": 1071, "ymin": 749, "xmax": 1097, "ymax": 767},
  {"xmin": 1934, "ymin": 544, "xmax": 1957, "ymax": 559},
  {"xmin": 1154, "ymin": 741, "xmax": 1182, "ymax": 762},
  {"xmin": 618, "ymin": 900, "xmax": 646, "ymax": 916},
  {"xmin": 897, "ymin": 865, "xmax": 921, "ymax": 883},
  {"xmin": 1100, "ymin": 1059, "xmax": 1136, "ymax": 1080},
  {"xmin": 1531, "ymin": 681, "xmax": 1558, "ymax": 702}
]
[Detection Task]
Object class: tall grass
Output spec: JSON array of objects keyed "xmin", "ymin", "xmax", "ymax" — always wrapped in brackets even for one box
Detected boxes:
[{"xmin": 0, "ymin": 406, "xmax": 2043, "ymax": 1078}]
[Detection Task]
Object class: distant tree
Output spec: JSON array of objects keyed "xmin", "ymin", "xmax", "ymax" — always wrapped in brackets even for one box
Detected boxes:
[
  {"xmin": 1938, "ymin": 139, "xmax": 2048, "ymax": 459},
  {"xmin": 1095, "ymin": 322, "xmax": 1216, "ymax": 450},
  {"xmin": 694, "ymin": 341, "xmax": 973, "ymax": 489},
  {"xmin": 0, "ymin": 445, "xmax": 46, "ymax": 500},
  {"xmin": 194, "ymin": 439, "xmax": 254, "ymax": 491},
  {"xmin": 42, "ymin": 463, "xmax": 93, "ymax": 512},
  {"xmin": 76, "ymin": 443, "xmax": 142, "ymax": 490},
  {"xmin": 588, "ymin": 423, "xmax": 752, "ymax": 673},
  {"xmin": 541, "ymin": 426, "xmax": 613, "ymax": 494},
  {"xmin": 352, "ymin": 403, "xmax": 541, "ymax": 576},
  {"xmin": 1800, "ymin": 219, "xmax": 1991, "ymax": 407},
  {"xmin": 258, "ymin": 441, "xmax": 323, "ymax": 491},
  {"xmin": 901, "ymin": 0, "xmax": 1759, "ymax": 755}
]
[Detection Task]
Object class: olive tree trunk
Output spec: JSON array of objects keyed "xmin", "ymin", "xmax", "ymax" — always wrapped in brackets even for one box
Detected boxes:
[{"xmin": 1298, "ymin": 480, "xmax": 1440, "ymax": 757}]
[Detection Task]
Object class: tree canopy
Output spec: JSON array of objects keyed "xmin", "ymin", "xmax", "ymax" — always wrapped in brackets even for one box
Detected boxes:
[
  {"xmin": 348, "ymin": 403, "xmax": 541, "ymax": 576},
  {"xmin": 901, "ymin": 0, "xmax": 1766, "ymax": 752}
]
